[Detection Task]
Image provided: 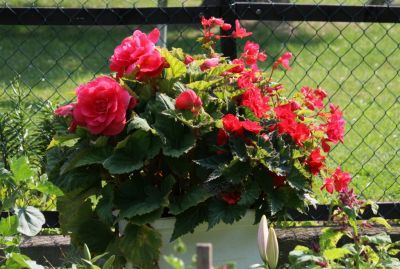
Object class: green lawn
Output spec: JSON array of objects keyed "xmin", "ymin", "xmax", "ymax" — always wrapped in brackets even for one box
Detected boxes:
[{"xmin": 0, "ymin": 2, "xmax": 399, "ymax": 201}]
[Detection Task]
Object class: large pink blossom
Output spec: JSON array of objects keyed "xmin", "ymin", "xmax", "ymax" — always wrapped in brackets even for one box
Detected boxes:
[
  {"xmin": 110, "ymin": 28, "xmax": 166, "ymax": 80},
  {"xmin": 59, "ymin": 76, "xmax": 132, "ymax": 136}
]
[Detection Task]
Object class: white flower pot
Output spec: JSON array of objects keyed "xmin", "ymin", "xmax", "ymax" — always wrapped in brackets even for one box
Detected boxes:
[{"xmin": 119, "ymin": 211, "xmax": 259, "ymax": 269}]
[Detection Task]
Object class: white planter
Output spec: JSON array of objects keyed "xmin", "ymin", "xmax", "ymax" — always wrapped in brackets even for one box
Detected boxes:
[{"xmin": 119, "ymin": 211, "xmax": 259, "ymax": 269}]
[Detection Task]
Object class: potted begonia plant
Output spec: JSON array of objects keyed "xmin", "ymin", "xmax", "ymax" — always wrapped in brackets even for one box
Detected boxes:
[{"xmin": 48, "ymin": 17, "xmax": 350, "ymax": 268}]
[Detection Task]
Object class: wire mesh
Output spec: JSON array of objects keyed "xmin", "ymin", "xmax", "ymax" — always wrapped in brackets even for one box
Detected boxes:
[{"xmin": 0, "ymin": 0, "xmax": 399, "ymax": 215}]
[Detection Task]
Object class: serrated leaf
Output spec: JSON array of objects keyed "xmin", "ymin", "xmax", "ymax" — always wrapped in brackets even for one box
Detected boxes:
[
  {"xmin": 286, "ymin": 161, "xmax": 310, "ymax": 190},
  {"xmin": 119, "ymin": 224, "xmax": 162, "ymax": 269},
  {"xmin": 50, "ymin": 167, "xmax": 100, "ymax": 193},
  {"xmin": 115, "ymin": 175, "xmax": 175, "ymax": 219},
  {"xmin": 103, "ymin": 130, "xmax": 161, "ymax": 174},
  {"xmin": 222, "ymin": 158, "xmax": 251, "ymax": 183},
  {"xmin": 127, "ymin": 116, "xmax": 153, "ymax": 133},
  {"xmin": 229, "ymin": 136, "xmax": 247, "ymax": 161},
  {"xmin": 238, "ymin": 181, "xmax": 260, "ymax": 206},
  {"xmin": 154, "ymin": 115, "xmax": 195, "ymax": 158},
  {"xmin": 60, "ymin": 146, "xmax": 113, "ymax": 174},
  {"xmin": 171, "ymin": 202, "xmax": 208, "ymax": 241},
  {"xmin": 187, "ymin": 79, "xmax": 223, "ymax": 91},
  {"xmin": 194, "ymin": 155, "xmax": 229, "ymax": 170},
  {"xmin": 15, "ymin": 206, "xmax": 45, "ymax": 236},
  {"xmin": 161, "ymin": 48, "xmax": 187, "ymax": 79},
  {"xmin": 207, "ymin": 199, "xmax": 247, "ymax": 229},
  {"xmin": 169, "ymin": 186, "xmax": 212, "ymax": 215},
  {"xmin": 269, "ymin": 192, "xmax": 284, "ymax": 216},
  {"xmin": 96, "ymin": 185, "xmax": 114, "ymax": 226},
  {"xmin": 206, "ymin": 64, "xmax": 236, "ymax": 78}
]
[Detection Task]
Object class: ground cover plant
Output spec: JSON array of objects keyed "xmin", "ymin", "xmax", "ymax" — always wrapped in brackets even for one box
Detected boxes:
[
  {"xmin": 47, "ymin": 16, "xmax": 357, "ymax": 268},
  {"xmin": 1, "ymin": 2, "xmax": 399, "ymax": 200}
]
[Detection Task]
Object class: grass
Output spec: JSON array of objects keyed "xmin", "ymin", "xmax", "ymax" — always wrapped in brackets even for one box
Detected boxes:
[{"xmin": 0, "ymin": 2, "xmax": 399, "ymax": 201}]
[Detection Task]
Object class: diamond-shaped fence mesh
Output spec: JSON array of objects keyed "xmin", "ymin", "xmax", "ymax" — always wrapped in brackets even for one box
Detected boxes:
[{"xmin": 0, "ymin": 0, "xmax": 399, "ymax": 217}]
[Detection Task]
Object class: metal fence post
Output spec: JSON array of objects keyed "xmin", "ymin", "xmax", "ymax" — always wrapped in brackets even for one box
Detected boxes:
[{"xmin": 220, "ymin": 0, "xmax": 237, "ymax": 60}]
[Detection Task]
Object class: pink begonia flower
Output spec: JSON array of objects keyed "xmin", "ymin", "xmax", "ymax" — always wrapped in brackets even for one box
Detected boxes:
[
  {"xmin": 321, "ymin": 167, "xmax": 352, "ymax": 194},
  {"xmin": 232, "ymin": 20, "xmax": 252, "ymax": 38},
  {"xmin": 184, "ymin": 55, "xmax": 194, "ymax": 65},
  {"xmin": 241, "ymin": 41, "xmax": 267, "ymax": 66},
  {"xmin": 70, "ymin": 76, "xmax": 132, "ymax": 136},
  {"xmin": 110, "ymin": 28, "xmax": 167, "ymax": 80},
  {"xmin": 175, "ymin": 89, "xmax": 203, "ymax": 115},
  {"xmin": 273, "ymin": 52, "xmax": 293, "ymax": 70},
  {"xmin": 55, "ymin": 104, "xmax": 74, "ymax": 117},
  {"xmin": 200, "ymin": 57, "xmax": 219, "ymax": 71}
]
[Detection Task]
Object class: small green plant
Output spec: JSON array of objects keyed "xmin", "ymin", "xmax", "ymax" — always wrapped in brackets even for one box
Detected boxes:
[
  {"xmin": 288, "ymin": 189, "xmax": 400, "ymax": 269},
  {"xmin": 163, "ymin": 238, "xmax": 196, "ymax": 269},
  {"xmin": 0, "ymin": 156, "xmax": 62, "ymax": 268}
]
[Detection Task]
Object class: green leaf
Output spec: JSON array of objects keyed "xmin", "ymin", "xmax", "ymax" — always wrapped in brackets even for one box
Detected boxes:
[
  {"xmin": 9, "ymin": 156, "xmax": 34, "ymax": 184},
  {"xmin": 286, "ymin": 160, "xmax": 310, "ymax": 190},
  {"xmin": 0, "ymin": 215, "xmax": 18, "ymax": 236},
  {"xmin": 50, "ymin": 167, "xmax": 100, "ymax": 193},
  {"xmin": 77, "ymin": 219, "xmax": 114, "ymax": 253},
  {"xmin": 171, "ymin": 202, "xmax": 208, "ymax": 241},
  {"xmin": 34, "ymin": 181, "xmax": 64, "ymax": 196},
  {"xmin": 96, "ymin": 185, "xmax": 115, "ymax": 226},
  {"xmin": 169, "ymin": 186, "xmax": 212, "ymax": 215},
  {"xmin": 368, "ymin": 217, "xmax": 391, "ymax": 229},
  {"xmin": 222, "ymin": 158, "xmax": 251, "ymax": 183},
  {"xmin": 127, "ymin": 116, "xmax": 153, "ymax": 133},
  {"xmin": 322, "ymin": 248, "xmax": 351, "ymax": 261},
  {"xmin": 238, "ymin": 181, "xmax": 260, "ymax": 206},
  {"xmin": 269, "ymin": 192, "xmax": 284, "ymax": 216},
  {"xmin": 194, "ymin": 155, "xmax": 230, "ymax": 170},
  {"xmin": 60, "ymin": 145, "xmax": 113, "ymax": 174},
  {"xmin": 103, "ymin": 130, "xmax": 161, "ymax": 174},
  {"xmin": 161, "ymin": 48, "xmax": 187, "ymax": 79},
  {"xmin": 206, "ymin": 64, "xmax": 236, "ymax": 78},
  {"xmin": 362, "ymin": 233, "xmax": 392, "ymax": 245},
  {"xmin": 163, "ymin": 255, "xmax": 185, "ymax": 269},
  {"xmin": 229, "ymin": 136, "xmax": 247, "ymax": 161},
  {"xmin": 319, "ymin": 228, "xmax": 344, "ymax": 250},
  {"xmin": 207, "ymin": 199, "xmax": 247, "ymax": 229},
  {"xmin": 119, "ymin": 224, "xmax": 162, "ymax": 269},
  {"xmin": 15, "ymin": 206, "xmax": 45, "ymax": 236},
  {"xmin": 154, "ymin": 115, "xmax": 196, "ymax": 157},
  {"xmin": 47, "ymin": 133, "xmax": 79, "ymax": 149},
  {"xmin": 186, "ymin": 79, "xmax": 223, "ymax": 91},
  {"xmin": 83, "ymin": 244, "xmax": 91, "ymax": 260},
  {"xmin": 115, "ymin": 175, "xmax": 175, "ymax": 219},
  {"xmin": 102, "ymin": 255, "xmax": 115, "ymax": 269}
]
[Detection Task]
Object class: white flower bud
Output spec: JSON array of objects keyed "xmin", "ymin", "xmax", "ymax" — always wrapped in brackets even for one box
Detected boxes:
[
  {"xmin": 257, "ymin": 215, "xmax": 269, "ymax": 263},
  {"xmin": 266, "ymin": 227, "xmax": 279, "ymax": 269}
]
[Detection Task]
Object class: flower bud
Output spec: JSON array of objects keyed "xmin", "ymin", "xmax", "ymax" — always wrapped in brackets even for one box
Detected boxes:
[
  {"xmin": 257, "ymin": 215, "xmax": 269, "ymax": 263},
  {"xmin": 266, "ymin": 227, "xmax": 279, "ymax": 269}
]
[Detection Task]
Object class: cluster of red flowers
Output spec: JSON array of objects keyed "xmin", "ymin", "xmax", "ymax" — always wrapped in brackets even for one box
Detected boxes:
[
  {"xmin": 198, "ymin": 19, "xmax": 351, "ymax": 198},
  {"xmin": 55, "ymin": 17, "xmax": 352, "ymax": 208}
]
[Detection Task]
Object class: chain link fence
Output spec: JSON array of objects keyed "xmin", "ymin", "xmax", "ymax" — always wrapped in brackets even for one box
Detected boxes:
[{"xmin": 0, "ymin": 1, "xmax": 399, "ymax": 214}]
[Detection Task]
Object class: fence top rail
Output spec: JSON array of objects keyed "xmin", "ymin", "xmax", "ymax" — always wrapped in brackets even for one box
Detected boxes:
[{"xmin": 0, "ymin": 3, "xmax": 399, "ymax": 25}]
